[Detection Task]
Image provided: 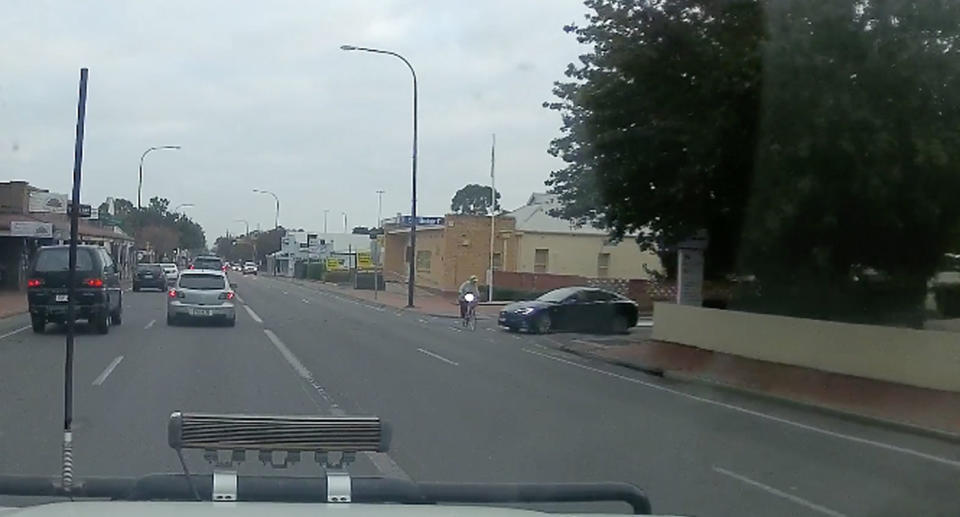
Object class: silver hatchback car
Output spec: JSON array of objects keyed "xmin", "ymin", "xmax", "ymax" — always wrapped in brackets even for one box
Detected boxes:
[{"xmin": 167, "ymin": 270, "xmax": 236, "ymax": 326}]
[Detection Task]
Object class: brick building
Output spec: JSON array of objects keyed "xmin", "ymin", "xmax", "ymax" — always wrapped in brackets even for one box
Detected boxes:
[
  {"xmin": 383, "ymin": 214, "xmax": 517, "ymax": 292},
  {"xmin": 382, "ymin": 193, "xmax": 663, "ymax": 295}
]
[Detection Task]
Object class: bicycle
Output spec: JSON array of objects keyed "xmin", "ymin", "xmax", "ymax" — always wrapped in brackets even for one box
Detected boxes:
[{"xmin": 461, "ymin": 293, "xmax": 478, "ymax": 331}]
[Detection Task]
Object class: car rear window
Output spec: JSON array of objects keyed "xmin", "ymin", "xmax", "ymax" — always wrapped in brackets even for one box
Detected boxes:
[
  {"xmin": 193, "ymin": 258, "xmax": 222, "ymax": 269},
  {"xmin": 178, "ymin": 274, "xmax": 225, "ymax": 290},
  {"xmin": 137, "ymin": 265, "xmax": 163, "ymax": 273},
  {"xmin": 34, "ymin": 248, "xmax": 94, "ymax": 272}
]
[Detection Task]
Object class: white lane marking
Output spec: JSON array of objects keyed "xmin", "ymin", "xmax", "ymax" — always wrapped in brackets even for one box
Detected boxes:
[
  {"xmin": 244, "ymin": 306, "xmax": 263, "ymax": 324},
  {"xmin": 235, "ymin": 294, "xmax": 245, "ymax": 304},
  {"xmin": 635, "ymin": 319, "xmax": 654, "ymax": 327},
  {"xmin": 262, "ymin": 328, "xmax": 409, "ymax": 480},
  {"xmin": 367, "ymin": 452, "xmax": 412, "ymax": 481},
  {"xmin": 282, "ymin": 290, "xmax": 288, "ymax": 295},
  {"xmin": 302, "ymin": 298, "xmax": 310, "ymax": 304},
  {"xmin": 417, "ymin": 348, "xmax": 459, "ymax": 366},
  {"xmin": 264, "ymin": 329, "xmax": 313, "ymax": 380},
  {"xmin": 0, "ymin": 325, "xmax": 30, "ymax": 341},
  {"xmin": 713, "ymin": 466, "xmax": 848, "ymax": 517},
  {"xmin": 144, "ymin": 319, "xmax": 156, "ymax": 330},
  {"xmin": 520, "ymin": 348, "xmax": 960, "ymax": 469},
  {"xmin": 92, "ymin": 355, "xmax": 124, "ymax": 386}
]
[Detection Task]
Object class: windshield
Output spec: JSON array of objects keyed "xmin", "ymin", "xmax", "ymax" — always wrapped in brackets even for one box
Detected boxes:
[
  {"xmin": 34, "ymin": 249, "xmax": 93, "ymax": 272},
  {"xmin": 536, "ymin": 288, "xmax": 579, "ymax": 303},
  {"xmin": 3, "ymin": 2, "xmax": 959, "ymax": 516},
  {"xmin": 192, "ymin": 258, "xmax": 222, "ymax": 270},
  {"xmin": 178, "ymin": 274, "xmax": 226, "ymax": 290}
]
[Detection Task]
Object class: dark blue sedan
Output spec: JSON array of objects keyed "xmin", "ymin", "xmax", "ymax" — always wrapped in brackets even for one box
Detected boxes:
[{"xmin": 498, "ymin": 286, "xmax": 639, "ymax": 334}]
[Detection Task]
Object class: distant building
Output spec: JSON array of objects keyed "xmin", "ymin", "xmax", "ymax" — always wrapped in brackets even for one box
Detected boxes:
[
  {"xmin": 267, "ymin": 231, "xmax": 375, "ymax": 277},
  {"xmin": 381, "ymin": 193, "xmax": 662, "ymax": 294},
  {"xmin": 505, "ymin": 193, "xmax": 661, "ymax": 279},
  {"xmin": 0, "ymin": 181, "xmax": 134, "ymax": 291}
]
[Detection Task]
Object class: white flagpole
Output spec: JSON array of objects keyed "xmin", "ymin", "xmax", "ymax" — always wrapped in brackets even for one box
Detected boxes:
[{"xmin": 488, "ymin": 133, "xmax": 496, "ymax": 302}]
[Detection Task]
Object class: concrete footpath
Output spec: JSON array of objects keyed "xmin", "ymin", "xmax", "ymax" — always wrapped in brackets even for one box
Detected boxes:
[
  {"xmin": 0, "ymin": 292, "xmax": 27, "ymax": 319},
  {"xmin": 551, "ymin": 335, "xmax": 960, "ymax": 440}
]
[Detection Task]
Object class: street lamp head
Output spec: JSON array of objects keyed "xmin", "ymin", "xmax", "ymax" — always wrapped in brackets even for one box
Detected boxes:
[
  {"xmin": 340, "ymin": 45, "xmax": 358, "ymax": 51},
  {"xmin": 165, "ymin": 145, "xmax": 181, "ymax": 150}
]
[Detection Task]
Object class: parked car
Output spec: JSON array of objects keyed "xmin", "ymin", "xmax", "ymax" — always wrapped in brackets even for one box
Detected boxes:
[
  {"xmin": 134, "ymin": 264, "xmax": 167, "ymax": 291},
  {"xmin": 243, "ymin": 261, "xmax": 258, "ymax": 275},
  {"xmin": 191, "ymin": 255, "xmax": 225, "ymax": 272},
  {"xmin": 26, "ymin": 245, "xmax": 123, "ymax": 334},
  {"xmin": 498, "ymin": 286, "xmax": 638, "ymax": 334},
  {"xmin": 167, "ymin": 270, "xmax": 236, "ymax": 326},
  {"xmin": 160, "ymin": 262, "xmax": 179, "ymax": 283}
]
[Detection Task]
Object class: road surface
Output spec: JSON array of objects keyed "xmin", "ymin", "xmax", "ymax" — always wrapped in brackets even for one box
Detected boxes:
[{"xmin": 0, "ymin": 274, "xmax": 958, "ymax": 515}]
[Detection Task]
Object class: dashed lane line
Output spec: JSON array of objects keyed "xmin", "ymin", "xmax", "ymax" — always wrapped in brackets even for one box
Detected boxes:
[
  {"xmin": 92, "ymin": 355, "xmax": 124, "ymax": 386},
  {"xmin": 244, "ymin": 305, "xmax": 263, "ymax": 324}
]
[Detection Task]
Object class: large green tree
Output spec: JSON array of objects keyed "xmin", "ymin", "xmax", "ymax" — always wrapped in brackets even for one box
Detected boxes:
[
  {"xmin": 739, "ymin": 0, "xmax": 960, "ymax": 322},
  {"xmin": 544, "ymin": 0, "xmax": 763, "ymax": 279},
  {"xmin": 450, "ymin": 184, "xmax": 501, "ymax": 215},
  {"xmin": 547, "ymin": 0, "xmax": 960, "ymax": 323},
  {"xmin": 99, "ymin": 196, "xmax": 207, "ymax": 254}
]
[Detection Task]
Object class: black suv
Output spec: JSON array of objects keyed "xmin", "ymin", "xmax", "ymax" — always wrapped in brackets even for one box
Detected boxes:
[
  {"xmin": 27, "ymin": 245, "xmax": 123, "ymax": 334},
  {"xmin": 134, "ymin": 263, "xmax": 167, "ymax": 291}
]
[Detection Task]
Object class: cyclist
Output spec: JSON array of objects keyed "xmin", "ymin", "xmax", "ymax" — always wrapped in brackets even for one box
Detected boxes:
[{"xmin": 458, "ymin": 275, "xmax": 480, "ymax": 321}]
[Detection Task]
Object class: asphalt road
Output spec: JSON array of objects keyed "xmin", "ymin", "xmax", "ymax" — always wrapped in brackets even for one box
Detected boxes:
[{"xmin": 1, "ymin": 274, "xmax": 958, "ymax": 516}]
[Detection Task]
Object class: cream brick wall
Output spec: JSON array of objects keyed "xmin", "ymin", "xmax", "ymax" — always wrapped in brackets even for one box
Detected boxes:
[{"xmin": 515, "ymin": 232, "xmax": 661, "ymax": 279}]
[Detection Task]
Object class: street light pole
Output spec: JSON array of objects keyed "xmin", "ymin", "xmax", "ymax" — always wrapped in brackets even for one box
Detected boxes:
[
  {"xmin": 323, "ymin": 210, "xmax": 329, "ymax": 234},
  {"xmin": 253, "ymin": 189, "xmax": 280, "ymax": 230},
  {"xmin": 341, "ymin": 44, "xmax": 418, "ymax": 308},
  {"xmin": 342, "ymin": 212, "xmax": 348, "ymax": 233},
  {"xmin": 138, "ymin": 145, "xmax": 180, "ymax": 209},
  {"xmin": 172, "ymin": 203, "xmax": 194, "ymax": 214}
]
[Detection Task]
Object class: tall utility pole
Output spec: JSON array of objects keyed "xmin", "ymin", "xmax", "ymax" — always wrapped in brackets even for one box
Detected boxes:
[
  {"xmin": 341, "ymin": 44, "xmax": 418, "ymax": 308},
  {"xmin": 488, "ymin": 133, "xmax": 496, "ymax": 302},
  {"xmin": 137, "ymin": 145, "xmax": 180, "ymax": 209},
  {"xmin": 323, "ymin": 209, "xmax": 329, "ymax": 234},
  {"xmin": 375, "ymin": 189, "xmax": 385, "ymax": 300},
  {"xmin": 342, "ymin": 212, "xmax": 348, "ymax": 233}
]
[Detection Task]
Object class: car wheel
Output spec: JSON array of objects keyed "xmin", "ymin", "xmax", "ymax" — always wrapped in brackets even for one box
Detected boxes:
[
  {"xmin": 31, "ymin": 315, "xmax": 45, "ymax": 333},
  {"xmin": 95, "ymin": 312, "xmax": 110, "ymax": 334},
  {"xmin": 535, "ymin": 314, "xmax": 552, "ymax": 334},
  {"xmin": 111, "ymin": 295, "xmax": 123, "ymax": 325},
  {"xmin": 227, "ymin": 317, "xmax": 236, "ymax": 327},
  {"xmin": 166, "ymin": 313, "xmax": 176, "ymax": 326},
  {"xmin": 133, "ymin": 285, "xmax": 139, "ymax": 292},
  {"xmin": 610, "ymin": 315, "xmax": 629, "ymax": 334}
]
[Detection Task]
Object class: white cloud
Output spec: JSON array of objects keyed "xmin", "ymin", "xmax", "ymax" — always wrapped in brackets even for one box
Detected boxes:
[{"xmin": 0, "ymin": 0, "xmax": 587, "ymax": 241}]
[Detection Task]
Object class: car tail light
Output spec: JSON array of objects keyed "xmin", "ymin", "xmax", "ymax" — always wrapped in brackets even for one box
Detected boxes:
[
  {"xmin": 168, "ymin": 289, "xmax": 185, "ymax": 298},
  {"xmin": 219, "ymin": 291, "xmax": 235, "ymax": 300},
  {"xmin": 189, "ymin": 264, "xmax": 195, "ymax": 269},
  {"xmin": 222, "ymin": 265, "xmax": 228, "ymax": 271},
  {"xmin": 84, "ymin": 278, "xmax": 104, "ymax": 287},
  {"xmin": 27, "ymin": 278, "xmax": 43, "ymax": 288}
]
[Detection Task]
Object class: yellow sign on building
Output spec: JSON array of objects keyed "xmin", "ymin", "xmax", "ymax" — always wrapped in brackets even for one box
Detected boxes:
[
  {"xmin": 326, "ymin": 258, "xmax": 345, "ymax": 271},
  {"xmin": 357, "ymin": 251, "xmax": 374, "ymax": 270}
]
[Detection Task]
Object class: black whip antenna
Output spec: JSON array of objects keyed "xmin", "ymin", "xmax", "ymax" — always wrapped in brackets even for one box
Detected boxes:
[{"xmin": 63, "ymin": 67, "xmax": 89, "ymax": 495}]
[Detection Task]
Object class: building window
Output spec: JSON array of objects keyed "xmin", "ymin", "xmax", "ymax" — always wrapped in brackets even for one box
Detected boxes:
[
  {"xmin": 492, "ymin": 252, "xmax": 502, "ymax": 271},
  {"xmin": 534, "ymin": 249, "xmax": 549, "ymax": 273},
  {"xmin": 597, "ymin": 252, "xmax": 611, "ymax": 278},
  {"xmin": 416, "ymin": 250, "xmax": 431, "ymax": 272}
]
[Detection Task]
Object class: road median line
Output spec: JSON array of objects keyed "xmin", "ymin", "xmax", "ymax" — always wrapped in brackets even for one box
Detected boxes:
[{"xmin": 0, "ymin": 325, "xmax": 30, "ymax": 341}]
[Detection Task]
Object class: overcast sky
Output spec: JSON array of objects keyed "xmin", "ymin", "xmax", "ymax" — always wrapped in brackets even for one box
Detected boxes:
[{"xmin": 0, "ymin": 0, "xmax": 588, "ymax": 244}]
